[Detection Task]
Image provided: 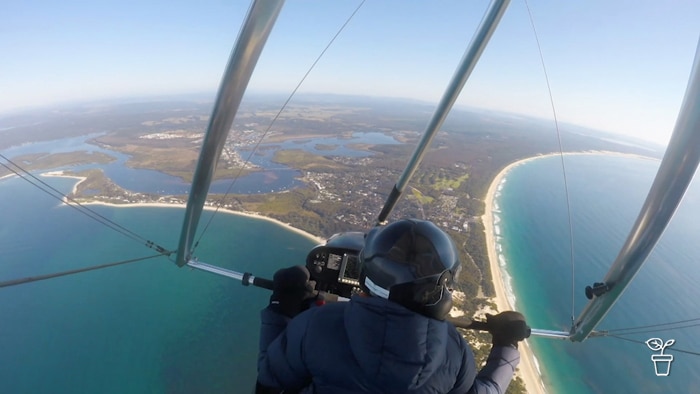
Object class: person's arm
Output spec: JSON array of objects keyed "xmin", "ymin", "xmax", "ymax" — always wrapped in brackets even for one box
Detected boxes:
[
  {"xmin": 467, "ymin": 311, "xmax": 529, "ymax": 394},
  {"xmin": 256, "ymin": 266, "xmax": 317, "ymax": 392},
  {"xmin": 257, "ymin": 307, "xmax": 312, "ymax": 390},
  {"xmin": 468, "ymin": 345, "xmax": 520, "ymax": 394}
]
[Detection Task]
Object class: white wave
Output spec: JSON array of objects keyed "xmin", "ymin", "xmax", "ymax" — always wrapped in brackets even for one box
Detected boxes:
[
  {"xmin": 498, "ymin": 254, "xmax": 506, "ymax": 267},
  {"xmin": 497, "ymin": 243, "xmax": 502, "ymax": 252},
  {"xmin": 529, "ymin": 352, "xmax": 548, "ymax": 393},
  {"xmin": 493, "ymin": 214, "xmax": 501, "ymax": 224},
  {"xmin": 501, "ymin": 268, "xmax": 517, "ymax": 307},
  {"xmin": 533, "ymin": 354, "xmax": 542, "ymax": 375},
  {"xmin": 493, "ymin": 201, "xmax": 500, "ymax": 211},
  {"xmin": 494, "ymin": 225, "xmax": 501, "ymax": 235}
]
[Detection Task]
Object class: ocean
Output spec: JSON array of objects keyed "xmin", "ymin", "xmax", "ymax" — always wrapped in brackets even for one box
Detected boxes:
[
  {"xmin": 1, "ymin": 153, "xmax": 699, "ymax": 393},
  {"xmin": 495, "ymin": 154, "xmax": 700, "ymax": 393},
  {"xmin": 0, "ymin": 175, "xmax": 316, "ymax": 393}
]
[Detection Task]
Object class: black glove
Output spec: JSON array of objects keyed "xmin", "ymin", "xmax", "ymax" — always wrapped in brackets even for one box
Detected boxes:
[
  {"xmin": 486, "ymin": 311, "xmax": 531, "ymax": 348},
  {"xmin": 269, "ymin": 265, "xmax": 317, "ymax": 318}
]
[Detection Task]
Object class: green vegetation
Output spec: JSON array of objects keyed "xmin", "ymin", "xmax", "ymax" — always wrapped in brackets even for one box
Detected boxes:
[
  {"xmin": 409, "ymin": 187, "xmax": 434, "ymax": 204},
  {"xmin": 223, "ymin": 189, "xmax": 360, "ymax": 237},
  {"xmin": 69, "ymin": 168, "xmax": 118, "ymax": 196},
  {"xmin": 432, "ymin": 172, "xmax": 470, "ymax": 191},
  {"xmin": 243, "ymin": 190, "xmax": 315, "ymax": 216},
  {"xmin": 272, "ymin": 149, "xmax": 347, "ymax": 171},
  {"xmin": 0, "ymin": 151, "xmax": 115, "ymax": 178},
  {"xmin": 119, "ymin": 144, "xmax": 199, "ymax": 179}
]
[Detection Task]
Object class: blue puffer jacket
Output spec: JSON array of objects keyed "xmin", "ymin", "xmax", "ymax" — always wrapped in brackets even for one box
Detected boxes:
[{"xmin": 258, "ymin": 295, "xmax": 519, "ymax": 393}]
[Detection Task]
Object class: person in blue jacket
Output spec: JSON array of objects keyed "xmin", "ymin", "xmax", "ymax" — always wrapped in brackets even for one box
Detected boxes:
[{"xmin": 257, "ymin": 219, "xmax": 528, "ymax": 393}]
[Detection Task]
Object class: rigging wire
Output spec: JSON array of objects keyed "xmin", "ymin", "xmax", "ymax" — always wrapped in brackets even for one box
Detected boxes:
[
  {"xmin": 604, "ymin": 322, "xmax": 700, "ymax": 337},
  {"xmin": 0, "ymin": 253, "xmax": 165, "ymax": 289},
  {"xmin": 523, "ymin": 0, "xmax": 577, "ymax": 326},
  {"xmin": 521, "ymin": 2, "xmax": 700, "ymax": 345},
  {"xmin": 606, "ymin": 334, "xmax": 700, "ymax": 357},
  {"xmin": 192, "ymin": 0, "xmax": 367, "ymax": 252},
  {"xmin": 0, "ymin": 154, "xmax": 173, "ymax": 256},
  {"xmin": 602, "ymin": 317, "xmax": 700, "ymax": 336}
]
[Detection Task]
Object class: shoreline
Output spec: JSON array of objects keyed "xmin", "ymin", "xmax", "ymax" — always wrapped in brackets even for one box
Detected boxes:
[
  {"xmin": 39, "ymin": 171, "xmax": 326, "ymax": 245},
  {"xmin": 481, "ymin": 150, "xmax": 654, "ymax": 394},
  {"xmin": 37, "ymin": 150, "xmax": 653, "ymax": 394},
  {"xmin": 483, "ymin": 156, "xmax": 547, "ymax": 394},
  {"xmin": 90, "ymin": 201, "xmax": 326, "ymax": 245}
]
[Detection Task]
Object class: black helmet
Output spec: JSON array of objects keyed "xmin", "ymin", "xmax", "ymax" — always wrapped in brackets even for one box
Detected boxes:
[{"xmin": 359, "ymin": 219, "xmax": 461, "ymax": 320}]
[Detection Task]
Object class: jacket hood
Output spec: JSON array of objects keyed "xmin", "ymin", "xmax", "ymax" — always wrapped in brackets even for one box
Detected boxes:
[{"xmin": 344, "ymin": 295, "xmax": 449, "ymax": 392}]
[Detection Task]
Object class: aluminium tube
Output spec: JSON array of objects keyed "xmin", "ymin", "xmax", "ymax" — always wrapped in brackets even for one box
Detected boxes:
[
  {"xmin": 570, "ymin": 37, "xmax": 700, "ymax": 341},
  {"xmin": 187, "ymin": 260, "xmax": 273, "ymax": 289},
  {"xmin": 376, "ymin": 0, "xmax": 510, "ymax": 224},
  {"xmin": 176, "ymin": 0, "xmax": 285, "ymax": 267}
]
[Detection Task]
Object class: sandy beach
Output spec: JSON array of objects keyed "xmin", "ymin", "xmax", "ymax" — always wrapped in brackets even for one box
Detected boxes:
[
  {"xmin": 39, "ymin": 171, "xmax": 326, "ymax": 245},
  {"xmin": 483, "ymin": 155, "xmax": 547, "ymax": 394},
  {"xmin": 482, "ymin": 150, "xmax": 659, "ymax": 394},
  {"xmin": 87, "ymin": 200, "xmax": 326, "ymax": 245}
]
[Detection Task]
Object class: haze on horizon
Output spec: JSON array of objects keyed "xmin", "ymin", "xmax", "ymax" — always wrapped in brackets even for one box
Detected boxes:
[{"xmin": 2, "ymin": 1, "xmax": 699, "ymax": 146}]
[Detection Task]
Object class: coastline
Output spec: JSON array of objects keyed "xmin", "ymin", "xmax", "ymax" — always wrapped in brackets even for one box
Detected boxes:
[
  {"xmin": 92, "ymin": 201, "xmax": 326, "ymax": 245},
  {"xmin": 36, "ymin": 150, "xmax": 654, "ymax": 394},
  {"xmin": 481, "ymin": 150, "xmax": 654, "ymax": 394},
  {"xmin": 40, "ymin": 171, "xmax": 326, "ymax": 245},
  {"xmin": 483, "ymin": 156, "xmax": 547, "ymax": 394}
]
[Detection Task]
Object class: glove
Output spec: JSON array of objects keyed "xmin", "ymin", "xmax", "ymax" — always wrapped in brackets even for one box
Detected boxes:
[
  {"xmin": 486, "ymin": 311, "xmax": 531, "ymax": 348},
  {"xmin": 269, "ymin": 265, "xmax": 317, "ymax": 318}
]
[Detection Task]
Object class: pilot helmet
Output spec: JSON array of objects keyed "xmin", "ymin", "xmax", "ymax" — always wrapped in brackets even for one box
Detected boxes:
[{"xmin": 359, "ymin": 219, "xmax": 461, "ymax": 320}]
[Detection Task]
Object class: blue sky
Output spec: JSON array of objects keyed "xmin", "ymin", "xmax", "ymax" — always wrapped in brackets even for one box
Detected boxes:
[{"xmin": 1, "ymin": 1, "xmax": 699, "ymax": 145}]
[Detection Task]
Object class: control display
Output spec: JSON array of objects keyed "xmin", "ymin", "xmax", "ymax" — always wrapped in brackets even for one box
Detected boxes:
[
  {"xmin": 327, "ymin": 253, "xmax": 342, "ymax": 270},
  {"xmin": 339, "ymin": 254, "xmax": 360, "ymax": 286},
  {"xmin": 305, "ymin": 231, "xmax": 365, "ymax": 298}
]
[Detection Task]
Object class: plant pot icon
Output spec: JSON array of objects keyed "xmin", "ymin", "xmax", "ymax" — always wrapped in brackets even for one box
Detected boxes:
[{"xmin": 651, "ymin": 354, "xmax": 673, "ymax": 376}]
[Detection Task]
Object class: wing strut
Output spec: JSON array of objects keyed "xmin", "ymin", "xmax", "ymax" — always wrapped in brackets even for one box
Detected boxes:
[
  {"xmin": 570, "ymin": 36, "xmax": 700, "ymax": 341},
  {"xmin": 376, "ymin": 0, "xmax": 511, "ymax": 224},
  {"xmin": 175, "ymin": 0, "xmax": 285, "ymax": 267}
]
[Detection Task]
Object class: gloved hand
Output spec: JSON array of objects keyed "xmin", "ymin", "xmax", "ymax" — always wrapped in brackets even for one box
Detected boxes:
[
  {"xmin": 486, "ymin": 311, "xmax": 531, "ymax": 348},
  {"xmin": 269, "ymin": 265, "xmax": 317, "ymax": 318}
]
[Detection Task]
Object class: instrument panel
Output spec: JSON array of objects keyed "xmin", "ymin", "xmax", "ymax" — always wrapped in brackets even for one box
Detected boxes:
[{"xmin": 306, "ymin": 231, "xmax": 365, "ymax": 298}]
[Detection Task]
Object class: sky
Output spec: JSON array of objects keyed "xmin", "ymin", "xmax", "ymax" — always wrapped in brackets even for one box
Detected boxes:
[{"xmin": 1, "ymin": 1, "xmax": 699, "ymax": 145}]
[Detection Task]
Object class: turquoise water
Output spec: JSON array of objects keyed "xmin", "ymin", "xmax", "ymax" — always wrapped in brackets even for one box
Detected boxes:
[
  {"xmin": 3, "ymin": 153, "xmax": 700, "ymax": 393},
  {"xmin": 0, "ymin": 176, "xmax": 316, "ymax": 393},
  {"xmin": 495, "ymin": 155, "xmax": 700, "ymax": 393}
]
